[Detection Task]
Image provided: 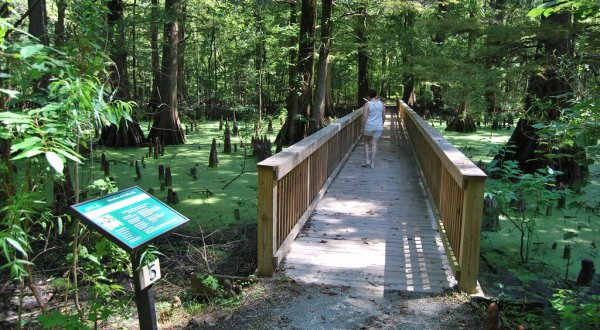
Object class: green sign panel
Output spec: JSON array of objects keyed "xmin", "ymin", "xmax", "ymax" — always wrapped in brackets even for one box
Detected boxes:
[{"xmin": 70, "ymin": 186, "xmax": 189, "ymax": 252}]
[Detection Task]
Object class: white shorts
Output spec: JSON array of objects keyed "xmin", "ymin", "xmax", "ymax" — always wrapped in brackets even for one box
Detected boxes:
[{"xmin": 363, "ymin": 129, "xmax": 383, "ymax": 139}]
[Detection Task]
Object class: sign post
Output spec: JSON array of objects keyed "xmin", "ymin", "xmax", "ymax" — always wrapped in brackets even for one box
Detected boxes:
[
  {"xmin": 132, "ymin": 251, "xmax": 158, "ymax": 330},
  {"xmin": 70, "ymin": 186, "xmax": 189, "ymax": 330}
]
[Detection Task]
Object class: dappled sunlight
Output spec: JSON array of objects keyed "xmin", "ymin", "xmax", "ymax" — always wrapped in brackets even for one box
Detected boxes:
[{"xmin": 284, "ymin": 118, "xmax": 456, "ymax": 294}]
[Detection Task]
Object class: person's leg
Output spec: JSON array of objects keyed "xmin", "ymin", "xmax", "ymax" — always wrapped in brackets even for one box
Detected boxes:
[
  {"xmin": 370, "ymin": 136, "xmax": 379, "ymax": 168},
  {"xmin": 363, "ymin": 135, "xmax": 372, "ymax": 165},
  {"xmin": 369, "ymin": 130, "xmax": 383, "ymax": 168}
]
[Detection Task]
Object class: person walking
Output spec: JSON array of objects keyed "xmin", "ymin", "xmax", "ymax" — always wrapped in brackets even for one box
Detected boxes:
[{"xmin": 361, "ymin": 89, "xmax": 386, "ymax": 168}]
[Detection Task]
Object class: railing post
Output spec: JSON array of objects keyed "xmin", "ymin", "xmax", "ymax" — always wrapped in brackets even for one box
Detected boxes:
[
  {"xmin": 257, "ymin": 166, "xmax": 277, "ymax": 276},
  {"xmin": 458, "ymin": 178, "xmax": 485, "ymax": 293}
]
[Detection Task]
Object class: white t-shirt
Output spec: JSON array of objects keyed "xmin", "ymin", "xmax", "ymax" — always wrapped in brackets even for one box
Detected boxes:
[{"xmin": 365, "ymin": 99, "xmax": 384, "ymax": 131}]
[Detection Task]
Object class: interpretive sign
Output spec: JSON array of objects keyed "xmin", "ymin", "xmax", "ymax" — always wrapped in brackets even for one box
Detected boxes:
[{"xmin": 70, "ymin": 186, "xmax": 189, "ymax": 252}]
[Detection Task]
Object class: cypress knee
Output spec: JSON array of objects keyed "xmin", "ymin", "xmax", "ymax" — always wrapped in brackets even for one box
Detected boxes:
[
  {"xmin": 209, "ymin": 138, "xmax": 218, "ymax": 167},
  {"xmin": 224, "ymin": 126, "xmax": 232, "ymax": 153},
  {"xmin": 154, "ymin": 137, "xmax": 160, "ymax": 159},
  {"xmin": 165, "ymin": 166, "xmax": 172, "ymax": 187},
  {"xmin": 158, "ymin": 164, "xmax": 165, "ymax": 181},
  {"xmin": 101, "ymin": 153, "xmax": 106, "ymax": 171},
  {"xmin": 563, "ymin": 244, "xmax": 571, "ymax": 259},
  {"xmin": 576, "ymin": 259, "xmax": 595, "ymax": 286},
  {"xmin": 167, "ymin": 188, "xmax": 173, "ymax": 203}
]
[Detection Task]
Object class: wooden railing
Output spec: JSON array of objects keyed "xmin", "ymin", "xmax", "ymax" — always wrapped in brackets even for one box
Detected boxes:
[
  {"xmin": 257, "ymin": 109, "xmax": 363, "ymax": 275},
  {"xmin": 397, "ymin": 100, "xmax": 487, "ymax": 293}
]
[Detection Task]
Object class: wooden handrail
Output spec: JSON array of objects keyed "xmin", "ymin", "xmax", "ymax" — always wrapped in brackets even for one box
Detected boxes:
[
  {"xmin": 257, "ymin": 109, "xmax": 363, "ymax": 275},
  {"xmin": 396, "ymin": 100, "xmax": 487, "ymax": 293}
]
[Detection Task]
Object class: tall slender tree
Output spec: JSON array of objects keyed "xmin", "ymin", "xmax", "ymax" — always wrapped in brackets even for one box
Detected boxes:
[
  {"xmin": 149, "ymin": 0, "xmax": 185, "ymax": 145},
  {"xmin": 100, "ymin": 0, "xmax": 145, "ymax": 147},
  {"xmin": 148, "ymin": 0, "xmax": 161, "ymax": 111},
  {"xmin": 28, "ymin": 0, "xmax": 48, "ymax": 45},
  {"xmin": 356, "ymin": 5, "xmax": 368, "ymax": 106},
  {"xmin": 280, "ymin": 0, "xmax": 316, "ymax": 144},
  {"xmin": 311, "ymin": 0, "xmax": 333, "ymax": 133}
]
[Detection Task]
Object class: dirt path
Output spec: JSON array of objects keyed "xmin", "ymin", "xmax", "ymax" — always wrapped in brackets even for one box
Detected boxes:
[{"xmin": 184, "ymin": 275, "xmax": 482, "ymax": 329}]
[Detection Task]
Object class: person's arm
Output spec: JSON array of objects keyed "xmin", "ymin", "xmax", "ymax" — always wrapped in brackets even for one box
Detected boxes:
[
  {"xmin": 362, "ymin": 102, "xmax": 369, "ymax": 131},
  {"xmin": 382, "ymin": 103, "xmax": 386, "ymax": 125}
]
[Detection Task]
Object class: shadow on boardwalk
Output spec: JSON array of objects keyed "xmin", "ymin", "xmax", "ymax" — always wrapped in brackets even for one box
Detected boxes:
[{"xmin": 282, "ymin": 113, "xmax": 456, "ymax": 294}]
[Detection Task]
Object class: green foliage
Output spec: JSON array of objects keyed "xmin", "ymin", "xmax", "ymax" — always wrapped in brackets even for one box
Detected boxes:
[
  {"xmin": 551, "ymin": 289, "xmax": 600, "ymax": 329},
  {"xmin": 534, "ymin": 98, "xmax": 600, "ymax": 155},
  {"xmin": 200, "ymin": 274, "xmax": 222, "ymax": 293},
  {"xmin": 528, "ymin": 0, "xmax": 600, "ymax": 19},
  {"xmin": 0, "ymin": 12, "xmax": 136, "ymax": 328},
  {"xmin": 486, "ymin": 160, "xmax": 567, "ymax": 263}
]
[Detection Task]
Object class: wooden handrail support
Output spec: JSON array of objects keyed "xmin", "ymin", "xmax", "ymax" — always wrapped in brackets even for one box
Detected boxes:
[
  {"xmin": 397, "ymin": 100, "xmax": 487, "ymax": 293},
  {"xmin": 257, "ymin": 108, "xmax": 363, "ymax": 276}
]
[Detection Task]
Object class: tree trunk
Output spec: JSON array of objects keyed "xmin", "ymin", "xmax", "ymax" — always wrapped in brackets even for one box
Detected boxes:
[
  {"xmin": 100, "ymin": 117, "xmax": 145, "ymax": 147},
  {"xmin": 402, "ymin": 73, "xmax": 416, "ymax": 106},
  {"xmin": 177, "ymin": 3, "xmax": 189, "ymax": 104},
  {"xmin": 101, "ymin": 0, "xmax": 144, "ymax": 147},
  {"xmin": 379, "ymin": 48, "xmax": 389, "ymax": 98},
  {"xmin": 148, "ymin": 0, "xmax": 185, "ymax": 145},
  {"xmin": 311, "ymin": 0, "xmax": 333, "ymax": 134},
  {"xmin": 148, "ymin": 0, "xmax": 161, "ymax": 111},
  {"xmin": 446, "ymin": 100, "xmax": 477, "ymax": 132},
  {"xmin": 132, "ymin": 0, "xmax": 138, "ymax": 103},
  {"xmin": 356, "ymin": 7, "xmax": 368, "ymax": 106},
  {"xmin": 255, "ymin": 7, "xmax": 265, "ymax": 123},
  {"xmin": 28, "ymin": 0, "xmax": 48, "ymax": 45},
  {"xmin": 280, "ymin": 0, "xmax": 298, "ymax": 146},
  {"xmin": 107, "ymin": 0, "xmax": 130, "ymax": 99},
  {"xmin": 54, "ymin": 0, "xmax": 66, "ymax": 48},
  {"xmin": 324, "ymin": 61, "xmax": 335, "ymax": 118},
  {"xmin": 498, "ymin": 9, "xmax": 586, "ymax": 186},
  {"xmin": 281, "ymin": 0, "xmax": 315, "ymax": 145}
]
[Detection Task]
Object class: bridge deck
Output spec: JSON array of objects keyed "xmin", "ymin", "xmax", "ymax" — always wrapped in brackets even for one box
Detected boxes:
[{"xmin": 282, "ymin": 113, "xmax": 456, "ymax": 293}]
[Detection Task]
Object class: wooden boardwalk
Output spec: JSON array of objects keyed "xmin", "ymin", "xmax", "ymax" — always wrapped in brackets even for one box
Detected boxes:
[{"xmin": 282, "ymin": 113, "xmax": 456, "ymax": 293}]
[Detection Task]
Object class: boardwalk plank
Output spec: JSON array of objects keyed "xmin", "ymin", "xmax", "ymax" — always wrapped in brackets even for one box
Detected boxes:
[{"xmin": 281, "ymin": 114, "xmax": 456, "ymax": 293}]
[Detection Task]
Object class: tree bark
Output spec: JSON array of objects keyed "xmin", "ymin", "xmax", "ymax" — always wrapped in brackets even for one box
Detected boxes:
[
  {"xmin": 356, "ymin": 7, "xmax": 368, "ymax": 106},
  {"xmin": 255, "ymin": 6, "xmax": 265, "ymax": 124},
  {"xmin": 402, "ymin": 73, "xmax": 416, "ymax": 106},
  {"xmin": 148, "ymin": 0, "xmax": 185, "ymax": 145},
  {"xmin": 149, "ymin": 0, "xmax": 161, "ymax": 111},
  {"xmin": 28, "ymin": 0, "xmax": 48, "ymax": 45},
  {"xmin": 280, "ymin": 0, "xmax": 298, "ymax": 146},
  {"xmin": 107, "ymin": 0, "xmax": 130, "ymax": 99},
  {"xmin": 311, "ymin": 0, "xmax": 333, "ymax": 134},
  {"xmin": 177, "ymin": 3, "xmax": 189, "ymax": 104},
  {"xmin": 54, "ymin": 0, "xmax": 66, "ymax": 48},
  {"xmin": 132, "ymin": 0, "xmax": 138, "ymax": 102},
  {"xmin": 101, "ymin": 0, "xmax": 144, "ymax": 147},
  {"xmin": 281, "ymin": 0, "xmax": 316, "ymax": 145}
]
